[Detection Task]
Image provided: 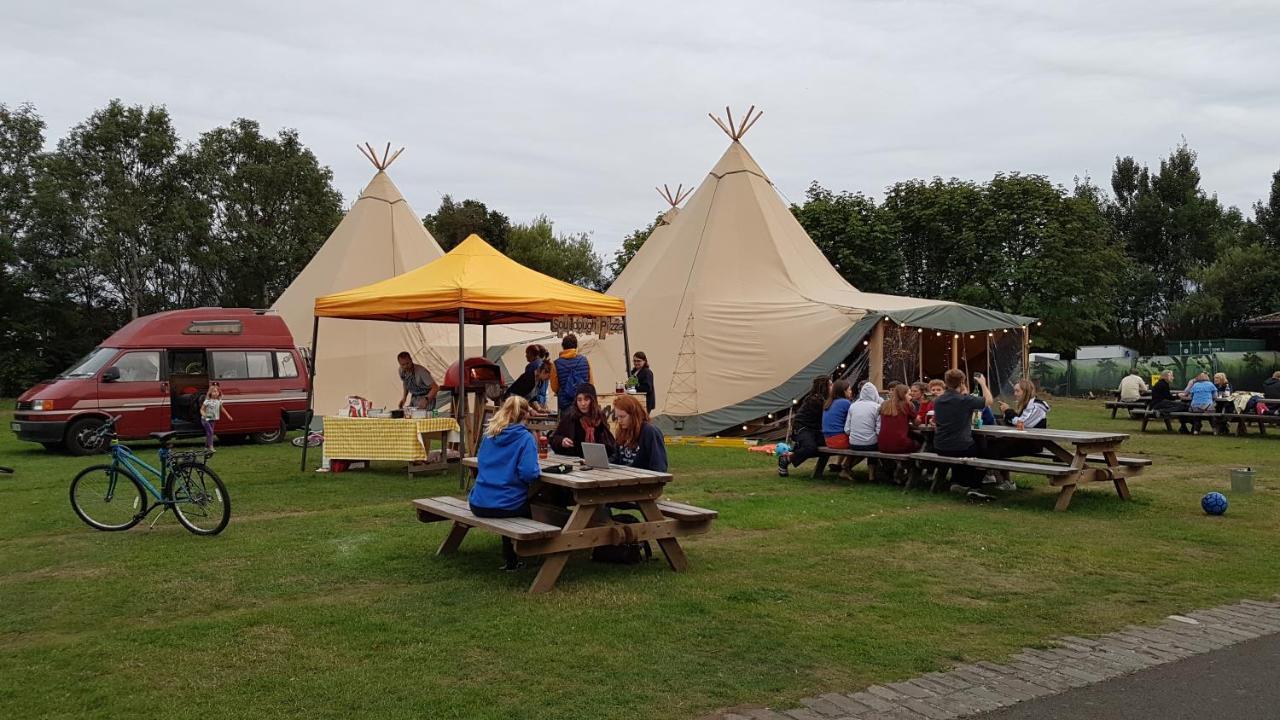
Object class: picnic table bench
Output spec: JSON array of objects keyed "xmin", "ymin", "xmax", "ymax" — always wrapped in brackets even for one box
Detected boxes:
[
  {"xmin": 414, "ymin": 455, "xmax": 716, "ymax": 593},
  {"xmin": 1132, "ymin": 407, "xmax": 1280, "ymax": 436},
  {"xmin": 811, "ymin": 426, "xmax": 1147, "ymax": 511},
  {"xmin": 1104, "ymin": 400, "xmax": 1148, "ymax": 418}
]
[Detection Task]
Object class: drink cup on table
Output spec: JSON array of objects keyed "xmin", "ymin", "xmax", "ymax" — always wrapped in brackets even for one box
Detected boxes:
[{"xmin": 1016, "ymin": 418, "xmax": 1025, "ymax": 431}]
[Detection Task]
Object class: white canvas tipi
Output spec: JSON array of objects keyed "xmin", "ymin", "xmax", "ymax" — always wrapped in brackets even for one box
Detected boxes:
[{"xmin": 272, "ymin": 144, "xmax": 459, "ymax": 415}]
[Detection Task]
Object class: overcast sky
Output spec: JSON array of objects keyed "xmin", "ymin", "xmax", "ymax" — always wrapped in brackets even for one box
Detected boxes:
[{"xmin": 6, "ymin": 0, "xmax": 1279, "ymax": 256}]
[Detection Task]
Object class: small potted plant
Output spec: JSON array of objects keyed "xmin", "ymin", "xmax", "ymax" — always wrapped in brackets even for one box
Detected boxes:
[{"xmin": 624, "ymin": 376, "xmax": 639, "ymax": 394}]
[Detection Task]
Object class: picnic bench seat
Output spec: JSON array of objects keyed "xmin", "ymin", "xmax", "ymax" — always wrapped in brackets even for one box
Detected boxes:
[
  {"xmin": 654, "ymin": 499, "xmax": 718, "ymax": 523},
  {"xmin": 414, "ymin": 496, "xmax": 562, "ymax": 547},
  {"xmin": 1133, "ymin": 408, "xmax": 1280, "ymax": 436},
  {"xmin": 908, "ymin": 452, "xmax": 1075, "ymax": 477},
  {"xmin": 1029, "ymin": 449, "xmax": 1152, "ymax": 467},
  {"xmin": 812, "ymin": 447, "xmax": 914, "ymax": 480},
  {"xmin": 1104, "ymin": 400, "xmax": 1147, "ymax": 418}
]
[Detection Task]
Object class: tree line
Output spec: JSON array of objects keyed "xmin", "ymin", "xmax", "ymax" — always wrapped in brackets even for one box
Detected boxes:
[
  {"xmin": 0, "ymin": 101, "xmax": 607, "ymax": 396},
  {"xmin": 4, "ymin": 98, "xmax": 1278, "ymax": 397}
]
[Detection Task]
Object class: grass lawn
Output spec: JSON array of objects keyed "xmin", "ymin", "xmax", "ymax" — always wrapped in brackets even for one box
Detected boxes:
[{"xmin": 2, "ymin": 398, "xmax": 1279, "ymax": 720}]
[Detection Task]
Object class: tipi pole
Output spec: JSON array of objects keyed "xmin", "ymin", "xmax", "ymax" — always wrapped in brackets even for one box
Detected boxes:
[
  {"xmin": 300, "ymin": 316, "xmax": 319, "ymax": 471},
  {"xmin": 622, "ymin": 317, "xmax": 632, "ymax": 380},
  {"xmin": 458, "ymin": 308, "xmax": 467, "ymax": 490}
]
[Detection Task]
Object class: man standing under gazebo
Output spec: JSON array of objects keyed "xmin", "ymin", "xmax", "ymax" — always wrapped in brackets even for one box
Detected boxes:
[{"xmin": 397, "ymin": 352, "xmax": 439, "ymax": 410}]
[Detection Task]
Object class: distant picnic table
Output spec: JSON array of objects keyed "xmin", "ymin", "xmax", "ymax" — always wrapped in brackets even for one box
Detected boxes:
[
  {"xmin": 817, "ymin": 425, "xmax": 1149, "ymax": 512},
  {"xmin": 413, "ymin": 455, "xmax": 716, "ymax": 593}
]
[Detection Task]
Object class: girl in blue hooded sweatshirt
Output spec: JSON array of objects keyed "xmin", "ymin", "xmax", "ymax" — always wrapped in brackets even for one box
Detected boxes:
[{"xmin": 469, "ymin": 396, "xmax": 542, "ymax": 571}]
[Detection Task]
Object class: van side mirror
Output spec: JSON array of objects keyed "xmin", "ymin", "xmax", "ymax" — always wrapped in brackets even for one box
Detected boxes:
[{"xmin": 101, "ymin": 367, "xmax": 121, "ymax": 383}]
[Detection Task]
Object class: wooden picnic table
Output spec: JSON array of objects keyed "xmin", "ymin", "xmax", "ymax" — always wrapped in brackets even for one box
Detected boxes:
[
  {"xmin": 420, "ymin": 455, "xmax": 714, "ymax": 593},
  {"xmin": 919, "ymin": 425, "xmax": 1144, "ymax": 511}
]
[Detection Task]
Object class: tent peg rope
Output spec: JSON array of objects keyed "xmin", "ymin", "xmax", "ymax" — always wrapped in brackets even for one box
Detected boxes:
[{"xmin": 708, "ymin": 105, "xmax": 763, "ymax": 142}]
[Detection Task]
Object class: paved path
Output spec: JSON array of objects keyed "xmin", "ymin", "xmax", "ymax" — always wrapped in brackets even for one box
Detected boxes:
[
  {"xmin": 976, "ymin": 632, "xmax": 1280, "ymax": 719},
  {"xmin": 729, "ymin": 598, "xmax": 1280, "ymax": 720}
]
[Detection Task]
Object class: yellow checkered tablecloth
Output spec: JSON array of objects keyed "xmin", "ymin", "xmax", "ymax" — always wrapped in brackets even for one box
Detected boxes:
[{"xmin": 323, "ymin": 416, "xmax": 461, "ymax": 462}]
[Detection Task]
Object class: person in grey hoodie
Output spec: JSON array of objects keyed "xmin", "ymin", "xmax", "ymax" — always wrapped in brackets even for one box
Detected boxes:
[{"xmin": 844, "ymin": 382, "xmax": 884, "ymax": 451}]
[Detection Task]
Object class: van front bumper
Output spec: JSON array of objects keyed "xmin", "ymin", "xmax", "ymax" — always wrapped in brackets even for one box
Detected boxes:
[{"xmin": 11, "ymin": 419, "xmax": 68, "ymax": 444}]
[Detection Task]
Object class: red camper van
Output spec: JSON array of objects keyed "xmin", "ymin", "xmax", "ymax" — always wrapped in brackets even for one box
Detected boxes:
[{"xmin": 12, "ymin": 308, "xmax": 311, "ymax": 454}]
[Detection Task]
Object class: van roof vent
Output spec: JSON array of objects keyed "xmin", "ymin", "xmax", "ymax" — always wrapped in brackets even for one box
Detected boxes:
[{"xmin": 185, "ymin": 320, "xmax": 244, "ymax": 335}]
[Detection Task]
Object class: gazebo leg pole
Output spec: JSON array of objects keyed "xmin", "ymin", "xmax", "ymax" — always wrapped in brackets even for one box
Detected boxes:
[
  {"xmin": 300, "ymin": 316, "xmax": 319, "ymax": 472},
  {"xmin": 458, "ymin": 308, "xmax": 467, "ymax": 490},
  {"xmin": 482, "ymin": 325, "xmax": 488, "ymax": 356}
]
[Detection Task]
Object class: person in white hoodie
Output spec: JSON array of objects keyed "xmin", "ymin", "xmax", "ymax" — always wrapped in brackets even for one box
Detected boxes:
[{"xmin": 844, "ymin": 382, "xmax": 884, "ymax": 450}]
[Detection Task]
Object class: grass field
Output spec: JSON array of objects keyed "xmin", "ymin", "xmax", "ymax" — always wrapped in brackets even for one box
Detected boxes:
[{"xmin": 2, "ymin": 399, "xmax": 1279, "ymax": 720}]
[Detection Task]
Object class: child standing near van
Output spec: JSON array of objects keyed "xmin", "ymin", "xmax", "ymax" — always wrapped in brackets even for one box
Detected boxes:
[{"xmin": 200, "ymin": 383, "xmax": 233, "ymax": 452}]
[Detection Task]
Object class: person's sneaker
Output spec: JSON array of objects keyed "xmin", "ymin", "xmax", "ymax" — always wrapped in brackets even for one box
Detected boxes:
[
  {"xmin": 501, "ymin": 561, "xmax": 526, "ymax": 572},
  {"xmin": 995, "ymin": 478, "xmax": 1017, "ymax": 492},
  {"xmin": 966, "ymin": 490, "xmax": 995, "ymax": 502},
  {"xmin": 777, "ymin": 453, "xmax": 790, "ymax": 477},
  {"xmin": 981, "ymin": 471, "xmax": 1000, "ymax": 485},
  {"xmin": 1179, "ymin": 426, "xmax": 1192, "ymax": 434},
  {"xmin": 949, "ymin": 483, "xmax": 969, "ymax": 494},
  {"xmin": 838, "ymin": 469, "xmax": 854, "ymax": 482}
]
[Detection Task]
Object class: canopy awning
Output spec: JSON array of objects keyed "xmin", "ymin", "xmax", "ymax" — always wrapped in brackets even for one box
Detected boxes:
[{"xmin": 313, "ymin": 234, "xmax": 626, "ymax": 324}]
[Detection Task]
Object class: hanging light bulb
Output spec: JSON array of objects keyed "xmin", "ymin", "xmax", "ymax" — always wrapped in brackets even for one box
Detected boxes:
[
  {"xmin": 1036, "ymin": 321, "xmax": 1043, "ymax": 327},
  {"xmin": 969, "ymin": 334, "xmax": 975, "ymax": 339},
  {"xmin": 863, "ymin": 340, "xmax": 869, "ymax": 346},
  {"xmin": 954, "ymin": 334, "xmax": 960, "ymax": 339},
  {"xmin": 917, "ymin": 328, "xmax": 923, "ymax": 333},
  {"xmin": 936, "ymin": 331, "xmax": 942, "ymax": 337},
  {"xmin": 767, "ymin": 413, "xmax": 773, "ymax": 419}
]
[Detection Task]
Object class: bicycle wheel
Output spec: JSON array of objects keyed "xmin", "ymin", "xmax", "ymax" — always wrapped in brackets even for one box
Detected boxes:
[
  {"xmin": 70, "ymin": 464, "xmax": 148, "ymax": 531},
  {"xmin": 166, "ymin": 462, "xmax": 230, "ymax": 536}
]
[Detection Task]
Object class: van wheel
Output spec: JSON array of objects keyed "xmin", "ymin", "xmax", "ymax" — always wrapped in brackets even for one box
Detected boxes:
[
  {"xmin": 65, "ymin": 417, "xmax": 108, "ymax": 456},
  {"xmin": 250, "ymin": 423, "xmax": 285, "ymax": 445}
]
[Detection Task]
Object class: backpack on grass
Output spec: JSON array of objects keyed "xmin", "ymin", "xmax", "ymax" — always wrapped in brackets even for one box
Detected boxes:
[{"xmin": 590, "ymin": 512, "xmax": 653, "ymax": 565}]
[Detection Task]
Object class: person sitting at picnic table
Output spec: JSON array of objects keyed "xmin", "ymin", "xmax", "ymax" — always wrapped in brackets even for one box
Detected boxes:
[
  {"xmin": 998, "ymin": 379, "xmax": 1050, "ymax": 429},
  {"xmin": 779, "ymin": 376, "xmax": 831, "ymax": 477},
  {"xmin": 844, "ymin": 382, "xmax": 883, "ymax": 451},
  {"xmin": 917, "ymin": 378, "xmax": 945, "ymax": 425},
  {"xmin": 549, "ymin": 383, "xmax": 615, "ymax": 457},
  {"xmin": 878, "ymin": 383, "xmax": 920, "ymax": 455},
  {"xmin": 1213, "ymin": 372, "xmax": 1232, "ymax": 396},
  {"xmin": 1265, "ymin": 371, "xmax": 1280, "ymax": 400},
  {"xmin": 397, "ymin": 352, "xmax": 438, "ymax": 410},
  {"xmin": 610, "ymin": 394, "xmax": 668, "ymax": 472},
  {"xmin": 1151, "ymin": 370, "xmax": 1192, "ymax": 434},
  {"xmin": 822, "ymin": 380, "xmax": 856, "ymax": 479},
  {"xmin": 908, "ymin": 382, "xmax": 927, "ymax": 415},
  {"xmin": 504, "ymin": 362, "xmax": 552, "ymax": 412},
  {"xmin": 1118, "ymin": 370, "xmax": 1149, "ymax": 403},
  {"xmin": 933, "ymin": 369, "xmax": 995, "ymax": 498},
  {"xmin": 549, "ymin": 333, "xmax": 593, "ymax": 412},
  {"xmin": 468, "ymin": 396, "xmax": 541, "ymax": 572},
  {"xmin": 1186, "ymin": 371, "xmax": 1218, "ymax": 435}
]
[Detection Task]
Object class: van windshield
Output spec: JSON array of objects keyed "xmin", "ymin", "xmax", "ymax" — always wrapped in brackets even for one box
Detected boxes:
[{"xmin": 59, "ymin": 348, "xmax": 118, "ymax": 378}]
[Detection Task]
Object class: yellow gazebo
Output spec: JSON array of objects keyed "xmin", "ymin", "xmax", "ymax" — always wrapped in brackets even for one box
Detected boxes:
[{"xmin": 302, "ymin": 234, "xmax": 628, "ymax": 474}]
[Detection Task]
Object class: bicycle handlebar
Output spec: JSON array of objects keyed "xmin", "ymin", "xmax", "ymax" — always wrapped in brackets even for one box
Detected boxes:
[{"xmin": 93, "ymin": 416, "xmax": 124, "ymax": 439}]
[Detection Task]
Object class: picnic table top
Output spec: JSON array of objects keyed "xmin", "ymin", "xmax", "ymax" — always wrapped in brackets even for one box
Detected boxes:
[
  {"xmin": 918, "ymin": 424, "xmax": 1130, "ymax": 444},
  {"xmin": 461, "ymin": 454, "xmax": 671, "ymax": 489}
]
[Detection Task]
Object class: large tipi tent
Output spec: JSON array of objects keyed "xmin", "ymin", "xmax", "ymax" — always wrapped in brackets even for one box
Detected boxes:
[
  {"xmin": 578, "ymin": 109, "xmax": 1032, "ymax": 436},
  {"xmin": 272, "ymin": 144, "xmax": 468, "ymax": 415}
]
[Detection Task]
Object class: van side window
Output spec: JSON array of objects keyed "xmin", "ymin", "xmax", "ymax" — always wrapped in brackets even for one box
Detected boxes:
[
  {"xmin": 276, "ymin": 352, "xmax": 299, "ymax": 378},
  {"xmin": 114, "ymin": 351, "xmax": 161, "ymax": 382},
  {"xmin": 212, "ymin": 351, "xmax": 276, "ymax": 379}
]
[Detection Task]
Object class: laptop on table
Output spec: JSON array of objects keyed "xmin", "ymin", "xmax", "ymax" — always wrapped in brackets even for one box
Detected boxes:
[{"xmin": 580, "ymin": 442, "xmax": 611, "ymax": 469}]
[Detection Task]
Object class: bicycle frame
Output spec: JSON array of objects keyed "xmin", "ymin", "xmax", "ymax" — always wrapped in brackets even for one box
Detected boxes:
[{"xmin": 106, "ymin": 441, "xmax": 171, "ymax": 504}]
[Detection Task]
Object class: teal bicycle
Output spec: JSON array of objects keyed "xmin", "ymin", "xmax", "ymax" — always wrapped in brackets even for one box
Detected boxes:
[{"xmin": 69, "ymin": 416, "xmax": 231, "ymax": 535}]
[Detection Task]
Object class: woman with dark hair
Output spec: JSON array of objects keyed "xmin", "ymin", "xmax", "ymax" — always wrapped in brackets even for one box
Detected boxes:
[
  {"xmin": 779, "ymin": 376, "xmax": 831, "ymax": 477},
  {"xmin": 549, "ymin": 382, "xmax": 615, "ymax": 457},
  {"xmin": 821, "ymin": 379, "xmax": 855, "ymax": 479},
  {"xmin": 610, "ymin": 393, "xmax": 667, "ymax": 472},
  {"xmin": 628, "ymin": 351, "xmax": 656, "ymax": 412}
]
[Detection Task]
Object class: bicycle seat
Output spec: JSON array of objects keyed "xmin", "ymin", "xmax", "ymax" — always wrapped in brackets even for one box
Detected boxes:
[{"xmin": 150, "ymin": 430, "xmax": 201, "ymax": 445}]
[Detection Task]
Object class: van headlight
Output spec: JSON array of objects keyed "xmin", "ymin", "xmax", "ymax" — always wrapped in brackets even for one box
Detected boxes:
[{"xmin": 31, "ymin": 400, "xmax": 54, "ymax": 411}]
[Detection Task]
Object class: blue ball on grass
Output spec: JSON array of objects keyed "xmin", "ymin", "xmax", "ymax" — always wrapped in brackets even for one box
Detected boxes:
[{"xmin": 1201, "ymin": 491, "xmax": 1228, "ymax": 516}]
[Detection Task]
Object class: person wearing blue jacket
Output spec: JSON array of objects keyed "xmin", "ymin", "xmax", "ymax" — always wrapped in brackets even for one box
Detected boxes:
[
  {"xmin": 469, "ymin": 396, "xmax": 542, "ymax": 570},
  {"xmin": 549, "ymin": 334, "xmax": 593, "ymax": 412}
]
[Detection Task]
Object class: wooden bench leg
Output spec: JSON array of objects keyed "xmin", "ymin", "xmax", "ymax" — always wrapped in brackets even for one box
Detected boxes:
[
  {"xmin": 1053, "ymin": 484, "xmax": 1078, "ymax": 512},
  {"xmin": 929, "ymin": 466, "xmax": 946, "ymax": 493},
  {"xmin": 1163, "ymin": 417, "xmax": 1173, "ymax": 432},
  {"xmin": 527, "ymin": 503, "xmax": 596, "ymax": 594},
  {"xmin": 1113, "ymin": 477, "xmax": 1131, "ymax": 501},
  {"xmin": 436, "ymin": 521, "xmax": 470, "ymax": 555},
  {"xmin": 1259, "ymin": 421, "xmax": 1267, "ymax": 435},
  {"xmin": 1141, "ymin": 416, "xmax": 1150, "ymax": 432},
  {"xmin": 639, "ymin": 500, "xmax": 689, "ymax": 572},
  {"xmin": 813, "ymin": 454, "xmax": 829, "ymax": 479},
  {"xmin": 1111, "ymin": 406, "xmax": 1119, "ymax": 419}
]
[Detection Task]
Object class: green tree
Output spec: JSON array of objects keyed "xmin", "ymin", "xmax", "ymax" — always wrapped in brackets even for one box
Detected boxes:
[
  {"xmin": 0, "ymin": 103, "xmax": 48, "ymax": 394},
  {"xmin": 188, "ymin": 119, "xmax": 344, "ymax": 308},
  {"xmin": 608, "ymin": 213, "xmax": 662, "ymax": 283},
  {"xmin": 791, "ymin": 182, "xmax": 903, "ymax": 294},
  {"xmin": 506, "ymin": 215, "xmax": 605, "ymax": 289},
  {"xmin": 422, "ymin": 195, "xmax": 511, "ymax": 251},
  {"xmin": 1174, "ymin": 243, "xmax": 1280, "ymax": 337},
  {"xmin": 35, "ymin": 100, "xmax": 204, "ymax": 320},
  {"xmin": 880, "ymin": 177, "xmax": 991, "ymax": 301},
  {"xmin": 1254, "ymin": 168, "xmax": 1280, "ymax": 248}
]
